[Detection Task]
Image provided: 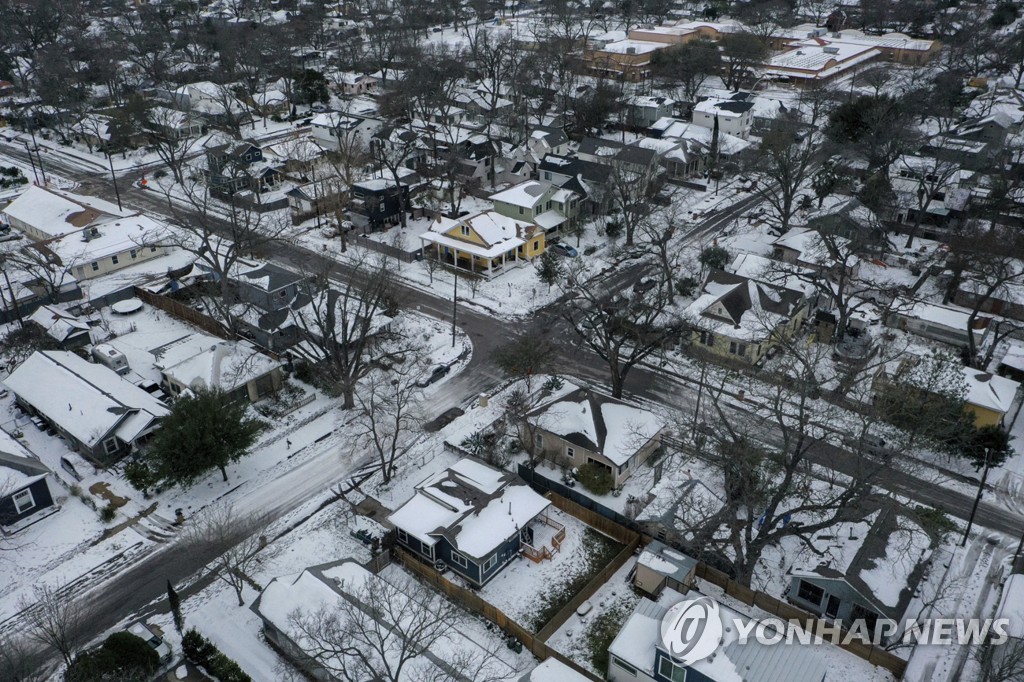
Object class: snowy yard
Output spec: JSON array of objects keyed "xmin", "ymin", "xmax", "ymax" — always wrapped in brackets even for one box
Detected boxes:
[{"xmin": 469, "ymin": 509, "xmax": 624, "ymax": 630}]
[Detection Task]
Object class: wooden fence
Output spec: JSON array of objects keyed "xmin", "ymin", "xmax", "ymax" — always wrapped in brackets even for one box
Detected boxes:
[
  {"xmin": 133, "ymin": 287, "xmax": 232, "ymax": 340},
  {"xmin": 543, "ymin": 490, "xmax": 640, "ymax": 546},
  {"xmin": 394, "ymin": 549, "xmax": 602, "ymax": 682}
]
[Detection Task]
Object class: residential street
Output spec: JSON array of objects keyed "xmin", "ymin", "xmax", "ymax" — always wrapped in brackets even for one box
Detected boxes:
[{"xmin": 3, "ymin": 140, "xmax": 1023, "ymax": 665}]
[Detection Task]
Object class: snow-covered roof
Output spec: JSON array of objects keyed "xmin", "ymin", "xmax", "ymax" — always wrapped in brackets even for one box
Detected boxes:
[
  {"xmin": 609, "ymin": 588, "xmax": 827, "ymax": 682},
  {"xmin": 637, "ymin": 540, "xmax": 697, "ymax": 584},
  {"xmin": 149, "ymin": 333, "xmax": 281, "ymax": 394},
  {"xmin": 3, "ymin": 351, "xmax": 168, "ymax": 448},
  {"xmin": 686, "ymin": 270, "xmax": 805, "ymax": 342},
  {"xmin": 387, "ymin": 458, "xmax": 550, "ymax": 559},
  {"xmin": 595, "ymin": 39, "xmax": 664, "ymax": 55},
  {"xmin": 489, "ymin": 180, "xmax": 552, "ymax": 208},
  {"xmin": 2, "ymin": 185, "xmax": 134, "ymax": 240},
  {"xmin": 0, "ymin": 429, "xmax": 49, "ymax": 493},
  {"xmin": 42, "ymin": 213, "xmax": 170, "ymax": 266},
  {"xmin": 527, "ymin": 388, "xmax": 664, "ymax": 466},
  {"xmin": 29, "ymin": 304, "xmax": 91, "ymax": 344},
  {"xmin": 963, "ymin": 369, "xmax": 1019, "ymax": 415},
  {"xmin": 421, "ymin": 211, "xmax": 529, "ymax": 259}
]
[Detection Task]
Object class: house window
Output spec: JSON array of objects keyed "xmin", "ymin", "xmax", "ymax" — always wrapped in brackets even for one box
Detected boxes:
[
  {"xmin": 150, "ymin": 247, "xmax": 157, "ymax": 252},
  {"xmin": 91, "ymin": 262, "xmax": 99, "ymax": 272},
  {"xmin": 797, "ymin": 580, "xmax": 825, "ymax": 606},
  {"xmin": 533, "ymin": 240, "xmax": 540, "ymax": 250},
  {"xmin": 658, "ymin": 656, "xmax": 687, "ymax": 682},
  {"xmin": 535, "ymin": 434, "xmax": 543, "ymax": 448},
  {"xmin": 397, "ymin": 529, "xmax": 408, "ymax": 543},
  {"xmin": 461, "ymin": 225, "xmax": 470, "ymax": 236},
  {"xmin": 451, "ymin": 551, "xmax": 469, "ymax": 568},
  {"xmin": 129, "ymin": 249, "xmax": 137, "ymax": 259},
  {"xmin": 111, "ymin": 255, "xmax": 119, "ymax": 265},
  {"xmin": 420, "ymin": 543, "xmax": 433, "ymax": 560},
  {"xmin": 544, "ymin": 171, "xmax": 551, "ymax": 180},
  {"xmin": 12, "ymin": 489, "xmax": 35, "ymax": 514},
  {"xmin": 566, "ymin": 446, "xmax": 575, "ymax": 459},
  {"xmin": 518, "ymin": 207, "xmax": 525, "ymax": 215},
  {"xmin": 103, "ymin": 437, "xmax": 119, "ymax": 456},
  {"xmin": 244, "ymin": 153, "xmax": 252, "ymax": 161},
  {"xmin": 729, "ymin": 342, "xmax": 747, "ymax": 357},
  {"xmin": 611, "ymin": 655, "xmax": 638, "ymax": 676},
  {"xmin": 482, "ymin": 554, "xmax": 497, "ymax": 572},
  {"xmin": 699, "ymin": 331, "xmax": 714, "ymax": 346}
]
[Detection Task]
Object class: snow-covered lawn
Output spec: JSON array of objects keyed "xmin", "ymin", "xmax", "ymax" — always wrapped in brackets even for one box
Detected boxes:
[
  {"xmin": 470, "ymin": 509, "xmax": 624, "ymax": 630},
  {"xmin": 546, "ymin": 555, "xmax": 642, "ymax": 675}
]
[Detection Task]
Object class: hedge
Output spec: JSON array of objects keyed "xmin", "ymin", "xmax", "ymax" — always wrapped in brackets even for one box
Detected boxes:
[{"xmin": 182, "ymin": 629, "xmax": 252, "ymax": 682}]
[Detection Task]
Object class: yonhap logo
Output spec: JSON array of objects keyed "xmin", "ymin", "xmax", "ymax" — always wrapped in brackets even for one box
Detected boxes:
[{"xmin": 660, "ymin": 596, "xmax": 724, "ymax": 665}]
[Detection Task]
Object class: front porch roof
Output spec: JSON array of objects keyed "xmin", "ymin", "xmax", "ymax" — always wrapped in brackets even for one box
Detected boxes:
[{"xmin": 419, "ymin": 231, "xmax": 525, "ymax": 259}]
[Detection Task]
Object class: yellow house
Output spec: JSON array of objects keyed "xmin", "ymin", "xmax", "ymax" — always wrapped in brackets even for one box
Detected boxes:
[
  {"xmin": 685, "ymin": 270, "xmax": 809, "ymax": 365},
  {"xmin": 418, "ymin": 211, "xmax": 544, "ymax": 279},
  {"xmin": 964, "ymin": 368, "xmax": 1019, "ymax": 428}
]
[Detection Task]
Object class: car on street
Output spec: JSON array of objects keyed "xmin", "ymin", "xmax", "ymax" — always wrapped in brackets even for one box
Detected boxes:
[
  {"xmin": 633, "ymin": 276, "xmax": 657, "ymax": 295},
  {"xmin": 549, "ymin": 243, "xmax": 578, "ymax": 258},
  {"xmin": 311, "ymin": 103, "xmax": 329, "ymax": 112},
  {"xmin": 841, "ymin": 433, "xmax": 889, "ymax": 457},
  {"xmin": 416, "ymin": 364, "xmax": 450, "ymax": 388}
]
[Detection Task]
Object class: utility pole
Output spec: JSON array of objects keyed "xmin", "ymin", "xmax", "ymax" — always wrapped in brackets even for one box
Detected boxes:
[
  {"xmin": 451, "ymin": 266, "xmax": 458, "ymax": 347},
  {"xmin": 961, "ymin": 447, "xmax": 992, "ymax": 547},
  {"xmin": 106, "ymin": 152, "xmax": 122, "ymax": 211},
  {"xmin": 24, "ymin": 142, "xmax": 39, "ymax": 184}
]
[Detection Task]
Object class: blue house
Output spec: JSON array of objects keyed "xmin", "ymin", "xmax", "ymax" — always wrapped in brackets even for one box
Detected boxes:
[
  {"xmin": 387, "ymin": 458, "xmax": 555, "ymax": 588},
  {"xmin": 607, "ymin": 589, "xmax": 827, "ymax": 682},
  {"xmin": 0, "ymin": 430, "xmax": 56, "ymax": 528}
]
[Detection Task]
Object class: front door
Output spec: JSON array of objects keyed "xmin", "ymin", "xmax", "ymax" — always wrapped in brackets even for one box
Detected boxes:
[{"xmin": 825, "ymin": 595, "xmax": 841, "ymax": 619}]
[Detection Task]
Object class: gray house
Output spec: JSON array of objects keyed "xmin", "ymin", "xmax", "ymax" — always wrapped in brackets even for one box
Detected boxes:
[
  {"xmin": 526, "ymin": 387, "xmax": 666, "ymax": 488},
  {"xmin": 233, "ymin": 263, "xmax": 306, "ymax": 312},
  {"xmin": 0, "ymin": 431, "xmax": 55, "ymax": 527},
  {"xmin": 3, "ymin": 351, "xmax": 168, "ymax": 464},
  {"xmin": 387, "ymin": 458, "xmax": 555, "ymax": 587},
  {"xmin": 786, "ymin": 503, "xmax": 935, "ymax": 643}
]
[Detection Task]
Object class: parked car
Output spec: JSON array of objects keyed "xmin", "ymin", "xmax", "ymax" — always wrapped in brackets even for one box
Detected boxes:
[
  {"xmin": 127, "ymin": 622, "xmax": 172, "ymax": 664},
  {"xmin": 841, "ymin": 433, "xmax": 888, "ymax": 457},
  {"xmin": 633, "ymin": 276, "xmax": 657, "ymax": 295},
  {"xmin": 311, "ymin": 102, "xmax": 328, "ymax": 112},
  {"xmin": 549, "ymin": 243, "xmax": 578, "ymax": 258},
  {"xmin": 416, "ymin": 364, "xmax": 450, "ymax": 388}
]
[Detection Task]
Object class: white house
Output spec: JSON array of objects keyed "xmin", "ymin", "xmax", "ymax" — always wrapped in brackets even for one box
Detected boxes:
[
  {"xmin": 692, "ymin": 98, "xmax": 755, "ymax": 139},
  {"xmin": 310, "ymin": 112, "xmax": 381, "ymax": 152}
]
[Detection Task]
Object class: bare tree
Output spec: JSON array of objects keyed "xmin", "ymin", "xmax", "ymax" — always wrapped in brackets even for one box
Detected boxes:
[
  {"xmin": 975, "ymin": 638, "xmax": 1024, "ymax": 682},
  {"xmin": 153, "ymin": 180, "xmax": 291, "ymax": 335},
  {"xmin": 897, "ymin": 155, "xmax": 963, "ymax": 249},
  {"xmin": 288, "ymin": 570, "xmax": 515, "ymax": 682},
  {"xmin": 144, "ymin": 106, "xmax": 201, "ymax": 185},
  {"xmin": 606, "ymin": 158, "xmax": 661, "ymax": 248},
  {"xmin": 353, "ymin": 368, "xmax": 422, "ymax": 484},
  {"xmin": 291, "ymin": 254, "xmax": 410, "ymax": 409},
  {"xmin": 181, "ymin": 502, "xmax": 278, "ymax": 607},
  {"xmin": 561, "ymin": 263, "xmax": 679, "ymax": 398},
  {"xmin": 0, "ymin": 634, "xmax": 48, "ymax": 682},
  {"xmin": 20, "ymin": 581, "xmax": 86, "ymax": 669},
  {"xmin": 681, "ymin": 335, "xmax": 960, "ymax": 586},
  {"xmin": 749, "ymin": 126, "xmax": 817, "ymax": 234}
]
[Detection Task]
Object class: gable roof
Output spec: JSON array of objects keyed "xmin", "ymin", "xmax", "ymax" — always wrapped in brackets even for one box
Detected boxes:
[
  {"xmin": 686, "ymin": 269, "xmax": 806, "ymax": 341},
  {"xmin": 0, "ymin": 430, "xmax": 49, "ymax": 493},
  {"xmin": 387, "ymin": 458, "xmax": 550, "ymax": 559},
  {"xmin": 234, "ymin": 262, "xmax": 304, "ymax": 293},
  {"xmin": 526, "ymin": 388, "xmax": 664, "ymax": 466},
  {"xmin": 790, "ymin": 503, "xmax": 934, "ymax": 620},
  {"xmin": 964, "ymin": 369, "xmax": 1019, "ymax": 414},
  {"xmin": 29, "ymin": 305, "xmax": 91, "ymax": 344},
  {"xmin": 3, "ymin": 351, "xmax": 168, "ymax": 448},
  {"xmin": 149, "ymin": 334, "xmax": 282, "ymax": 394},
  {"xmin": 489, "ymin": 180, "xmax": 553, "ymax": 208}
]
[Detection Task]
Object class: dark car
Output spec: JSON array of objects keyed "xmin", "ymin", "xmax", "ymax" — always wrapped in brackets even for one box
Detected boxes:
[
  {"xmin": 633, "ymin": 276, "xmax": 657, "ymax": 295},
  {"xmin": 842, "ymin": 434, "xmax": 889, "ymax": 457},
  {"xmin": 416, "ymin": 364, "xmax": 450, "ymax": 388},
  {"xmin": 549, "ymin": 243, "xmax": 578, "ymax": 258}
]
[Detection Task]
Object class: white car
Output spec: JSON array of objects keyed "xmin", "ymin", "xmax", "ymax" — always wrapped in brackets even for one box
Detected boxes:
[{"xmin": 128, "ymin": 622, "xmax": 172, "ymax": 664}]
